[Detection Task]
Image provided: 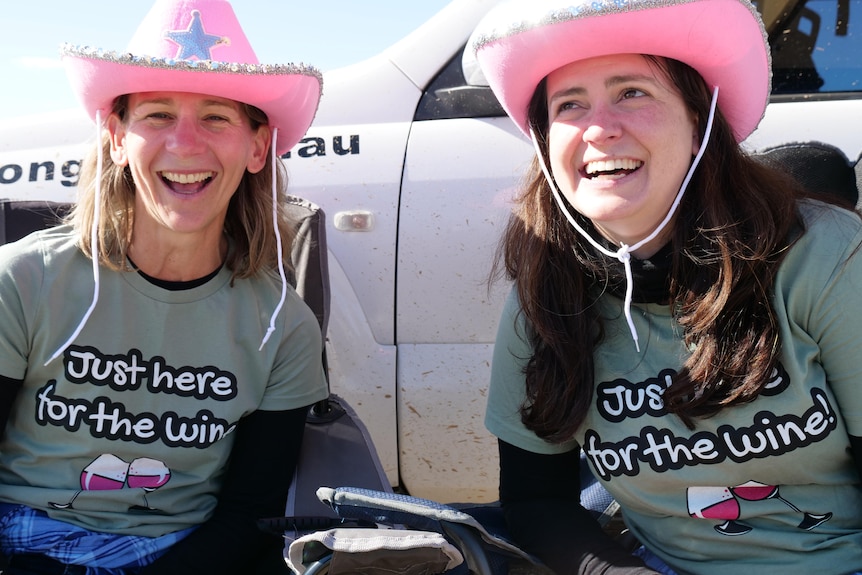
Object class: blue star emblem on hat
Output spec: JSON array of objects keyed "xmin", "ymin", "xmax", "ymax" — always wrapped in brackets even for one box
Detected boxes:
[{"xmin": 164, "ymin": 9, "xmax": 229, "ymax": 60}]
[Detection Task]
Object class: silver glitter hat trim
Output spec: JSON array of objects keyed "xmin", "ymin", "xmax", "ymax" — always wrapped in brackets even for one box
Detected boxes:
[
  {"xmin": 60, "ymin": 43, "xmax": 323, "ymax": 83},
  {"xmin": 470, "ymin": 0, "xmax": 767, "ymax": 59}
]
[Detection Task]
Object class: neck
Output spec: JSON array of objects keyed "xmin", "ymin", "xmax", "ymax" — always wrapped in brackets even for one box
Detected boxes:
[
  {"xmin": 594, "ymin": 220, "xmax": 675, "ymax": 260},
  {"xmin": 128, "ymin": 234, "xmax": 227, "ymax": 281}
]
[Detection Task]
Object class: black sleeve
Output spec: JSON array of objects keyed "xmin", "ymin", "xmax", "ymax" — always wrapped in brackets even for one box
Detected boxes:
[
  {"xmin": 0, "ymin": 374, "xmax": 23, "ymax": 439},
  {"xmin": 498, "ymin": 440, "xmax": 657, "ymax": 575},
  {"xmin": 849, "ymin": 435, "xmax": 862, "ymax": 480},
  {"xmin": 140, "ymin": 406, "xmax": 309, "ymax": 575}
]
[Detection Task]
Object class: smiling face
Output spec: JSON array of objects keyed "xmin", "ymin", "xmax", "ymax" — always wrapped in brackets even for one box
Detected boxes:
[
  {"xmin": 107, "ymin": 91, "xmax": 270, "ymax": 250},
  {"xmin": 545, "ymin": 54, "xmax": 700, "ymax": 255}
]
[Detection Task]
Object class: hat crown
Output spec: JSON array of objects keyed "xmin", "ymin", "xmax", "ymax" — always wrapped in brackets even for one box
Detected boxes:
[
  {"xmin": 62, "ymin": 0, "xmax": 322, "ymax": 154},
  {"xmin": 472, "ymin": 0, "xmax": 770, "ymax": 142},
  {"xmin": 128, "ymin": 0, "xmax": 258, "ymax": 64}
]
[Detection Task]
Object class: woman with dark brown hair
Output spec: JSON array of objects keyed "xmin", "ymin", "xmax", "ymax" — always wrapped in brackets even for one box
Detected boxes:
[{"xmin": 473, "ymin": 0, "xmax": 862, "ymax": 573}]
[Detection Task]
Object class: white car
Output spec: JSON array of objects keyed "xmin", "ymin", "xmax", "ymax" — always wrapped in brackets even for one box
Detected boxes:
[{"xmin": 0, "ymin": 0, "xmax": 860, "ymax": 503}]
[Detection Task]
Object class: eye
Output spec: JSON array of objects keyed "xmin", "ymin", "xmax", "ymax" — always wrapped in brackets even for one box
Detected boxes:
[
  {"xmin": 131, "ymin": 106, "xmax": 174, "ymax": 122},
  {"xmin": 621, "ymin": 88, "xmax": 647, "ymax": 100},
  {"xmin": 551, "ymin": 99, "xmax": 585, "ymax": 118},
  {"xmin": 202, "ymin": 108, "xmax": 246, "ymax": 126}
]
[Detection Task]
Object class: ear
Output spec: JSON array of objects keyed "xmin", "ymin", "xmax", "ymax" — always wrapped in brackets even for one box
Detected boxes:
[
  {"xmin": 106, "ymin": 113, "xmax": 129, "ymax": 167},
  {"xmin": 246, "ymin": 125, "xmax": 272, "ymax": 174}
]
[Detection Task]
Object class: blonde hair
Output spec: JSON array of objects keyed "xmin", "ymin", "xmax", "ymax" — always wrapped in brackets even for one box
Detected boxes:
[{"xmin": 69, "ymin": 95, "xmax": 296, "ymax": 280}]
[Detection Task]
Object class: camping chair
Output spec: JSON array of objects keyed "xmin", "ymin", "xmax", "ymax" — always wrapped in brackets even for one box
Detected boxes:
[
  {"xmin": 272, "ymin": 195, "xmax": 394, "ymax": 572},
  {"xmin": 282, "ymin": 486, "xmax": 553, "ymax": 575},
  {"xmin": 0, "ymin": 199, "xmax": 72, "ymax": 244},
  {"xmin": 275, "ymin": 450, "xmax": 618, "ymax": 575},
  {"xmin": 751, "ymin": 140, "xmax": 860, "ymax": 207}
]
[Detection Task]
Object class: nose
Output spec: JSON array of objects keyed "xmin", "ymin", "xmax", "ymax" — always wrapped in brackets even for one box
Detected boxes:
[
  {"xmin": 581, "ymin": 103, "xmax": 622, "ymax": 144},
  {"xmin": 166, "ymin": 115, "xmax": 206, "ymax": 156}
]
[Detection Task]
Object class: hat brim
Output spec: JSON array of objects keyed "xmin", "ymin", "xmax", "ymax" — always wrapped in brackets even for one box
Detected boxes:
[
  {"xmin": 62, "ymin": 50, "xmax": 321, "ymax": 155},
  {"xmin": 474, "ymin": 0, "xmax": 770, "ymax": 142}
]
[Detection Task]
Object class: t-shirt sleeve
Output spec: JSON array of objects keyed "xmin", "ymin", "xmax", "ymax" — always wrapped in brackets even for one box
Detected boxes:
[
  {"xmin": 259, "ymin": 288, "xmax": 329, "ymax": 412},
  {"xmin": 486, "ymin": 286, "xmax": 578, "ymax": 455},
  {"xmin": 783, "ymin": 203, "xmax": 862, "ymax": 436},
  {"xmin": 0, "ymin": 239, "xmax": 48, "ymax": 380}
]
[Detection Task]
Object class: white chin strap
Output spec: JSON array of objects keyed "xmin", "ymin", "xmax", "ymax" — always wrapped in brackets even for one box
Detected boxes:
[
  {"xmin": 46, "ymin": 119, "xmax": 286, "ymax": 363},
  {"xmin": 259, "ymin": 127, "xmax": 288, "ymax": 351},
  {"xmin": 45, "ymin": 110, "xmax": 104, "ymax": 366},
  {"xmin": 529, "ymin": 86, "xmax": 719, "ymax": 352}
]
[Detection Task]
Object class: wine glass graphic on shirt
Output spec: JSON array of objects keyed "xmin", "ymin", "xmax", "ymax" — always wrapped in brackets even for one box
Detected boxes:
[
  {"xmin": 127, "ymin": 457, "xmax": 171, "ymax": 510},
  {"xmin": 49, "ymin": 454, "xmax": 170, "ymax": 510},
  {"xmin": 687, "ymin": 485, "xmax": 752, "ymax": 535},
  {"xmin": 731, "ymin": 480, "xmax": 831, "ymax": 530},
  {"xmin": 687, "ymin": 481, "xmax": 832, "ymax": 536},
  {"xmin": 127, "ymin": 458, "xmax": 171, "ymax": 491}
]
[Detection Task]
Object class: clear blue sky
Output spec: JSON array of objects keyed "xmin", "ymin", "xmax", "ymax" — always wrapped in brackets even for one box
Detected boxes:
[{"xmin": 0, "ymin": 1, "xmax": 451, "ymax": 120}]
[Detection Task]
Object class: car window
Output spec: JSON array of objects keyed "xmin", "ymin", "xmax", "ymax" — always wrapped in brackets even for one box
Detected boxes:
[
  {"xmin": 415, "ymin": 0, "xmax": 860, "ymax": 121},
  {"xmin": 414, "ymin": 48, "xmax": 505, "ymax": 121},
  {"xmin": 763, "ymin": 0, "xmax": 860, "ymax": 95}
]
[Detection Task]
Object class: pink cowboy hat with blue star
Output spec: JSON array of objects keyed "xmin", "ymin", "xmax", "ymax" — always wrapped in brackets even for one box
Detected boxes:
[{"xmin": 61, "ymin": 0, "xmax": 321, "ymax": 154}]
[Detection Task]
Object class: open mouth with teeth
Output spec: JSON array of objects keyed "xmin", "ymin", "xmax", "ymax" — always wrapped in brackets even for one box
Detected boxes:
[
  {"xmin": 160, "ymin": 171, "xmax": 215, "ymax": 194},
  {"xmin": 583, "ymin": 158, "xmax": 643, "ymax": 179}
]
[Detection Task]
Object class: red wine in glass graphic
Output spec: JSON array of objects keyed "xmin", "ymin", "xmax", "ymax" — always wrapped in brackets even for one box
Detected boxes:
[
  {"xmin": 731, "ymin": 480, "xmax": 831, "ymax": 531},
  {"xmin": 687, "ymin": 486, "xmax": 751, "ymax": 535},
  {"xmin": 127, "ymin": 457, "xmax": 171, "ymax": 491},
  {"xmin": 80, "ymin": 453, "xmax": 129, "ymax": 491}
]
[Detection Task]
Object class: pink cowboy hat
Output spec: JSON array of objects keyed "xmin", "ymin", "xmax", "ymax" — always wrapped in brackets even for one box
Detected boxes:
[
  {"xmin": 471, "ymin": 0, "xmax": 771, "ymax": 142},
  {"xmin": 61, "ymin": 0, "xmax": 321, "ymax": 155}
]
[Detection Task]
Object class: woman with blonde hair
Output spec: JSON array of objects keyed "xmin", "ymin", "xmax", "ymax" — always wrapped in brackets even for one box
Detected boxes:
[{"xmin": 0, "ymin": 1, "xmax": 327, "ymax": 572}]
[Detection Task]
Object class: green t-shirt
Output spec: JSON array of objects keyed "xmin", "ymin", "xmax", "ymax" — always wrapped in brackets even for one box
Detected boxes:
[
  {"xmin": 487, "ymin": 201, "xmax": 862, "ymax": 573},
  {"xmin": 0, "ymin": 225, "xmax": 328, "ymax": 536}
]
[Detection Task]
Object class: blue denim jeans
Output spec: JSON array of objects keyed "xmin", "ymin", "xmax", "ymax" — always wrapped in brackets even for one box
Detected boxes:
[{"xmin": 632, "ymin": 546, "xmax": 679, "ymax": 575}]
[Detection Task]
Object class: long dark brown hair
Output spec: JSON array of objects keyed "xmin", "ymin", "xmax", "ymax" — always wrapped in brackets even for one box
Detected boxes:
[{"xmin": 495, "ymin": 56, "xmax": 814, "ymax": 441}]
